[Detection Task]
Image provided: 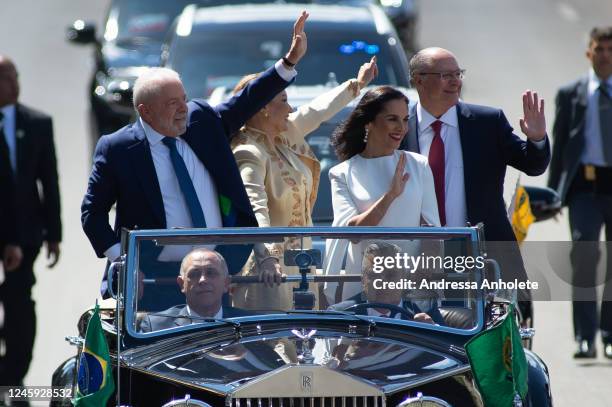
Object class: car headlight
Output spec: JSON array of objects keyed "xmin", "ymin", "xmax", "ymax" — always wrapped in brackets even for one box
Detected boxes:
[
  {"xmin": 162, "ymin": 394, "xmax": 212, "ymax": 407},
  {"xmin": 397, "ymin": 392, "xmax": 452, "ymax": 407}
]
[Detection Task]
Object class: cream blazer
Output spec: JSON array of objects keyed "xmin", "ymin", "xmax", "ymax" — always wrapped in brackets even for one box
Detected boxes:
[{"xmin": 231, "ymin": 80, "xmax": 360, "ymax": 310}]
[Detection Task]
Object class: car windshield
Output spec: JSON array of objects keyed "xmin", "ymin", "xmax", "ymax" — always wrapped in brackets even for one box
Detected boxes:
[
  {"xmin": 126, "ymin": 228, "xmax": 486, "ymax": 336},
  {"xmin": 106, "ymin": 0, "xmax": 198, "ymax": 44},
  {"xmin": 166, "ymin": 30, "xmax": 408, "ymax": 99}
]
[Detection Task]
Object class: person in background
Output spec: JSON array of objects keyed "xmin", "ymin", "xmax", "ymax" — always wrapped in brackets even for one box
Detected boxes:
[
  {"xmin": 230, "ymin": 57, "xmax": 378, "ymax": 311},
  {"xmin": 548, "ymin": 26, "xmax": 612, "ymax": 359},
  {"xmin": 0, "ymin": 55, "xmax": 62, "ymax": 394},
  {"xmin": 323, "ymin": 86, "xmax": 440, "ymax": 303}
]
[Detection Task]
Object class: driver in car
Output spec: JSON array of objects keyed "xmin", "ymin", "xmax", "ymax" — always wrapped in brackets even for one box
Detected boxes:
[
  {"xmin": 329, "ymin": 242, "xmax": 444, "ymax": 325},
  {"xmin": 139, "ymin": 248, "xmax": 250, "ymax": 332}
]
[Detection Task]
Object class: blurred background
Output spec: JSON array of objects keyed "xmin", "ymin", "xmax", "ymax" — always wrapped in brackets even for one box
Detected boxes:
[{"xmin": 1, "ymin": 0, "xmax": 611, "ymax": 405}]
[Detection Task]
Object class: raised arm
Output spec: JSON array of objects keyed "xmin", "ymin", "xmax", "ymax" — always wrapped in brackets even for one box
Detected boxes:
[
  {"xmin": 215, "ymin": 11, "xmax": 310, "ymax": 136},
  {"xmin": 288, "ymin": 57, "xmax": 378, "ymax": 138}
]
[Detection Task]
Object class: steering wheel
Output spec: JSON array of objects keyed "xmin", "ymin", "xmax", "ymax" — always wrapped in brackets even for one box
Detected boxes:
[{"xmin": 344, "ymin": 302, "xmax": 415, "ymax": 320}]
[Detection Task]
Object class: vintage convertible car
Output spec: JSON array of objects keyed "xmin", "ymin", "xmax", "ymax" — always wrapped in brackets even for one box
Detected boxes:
[{"xmin": 52, "ymin": 226, "xmax": 552, "ymax": 406}]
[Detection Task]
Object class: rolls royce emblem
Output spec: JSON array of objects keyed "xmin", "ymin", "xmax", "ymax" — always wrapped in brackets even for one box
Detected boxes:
[{"xmin": 300, "ymin": 372, "xmax": 313, "ymax": 393}]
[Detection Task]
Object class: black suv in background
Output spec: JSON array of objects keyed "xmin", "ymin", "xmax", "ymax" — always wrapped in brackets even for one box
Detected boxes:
[{"xmin": 67, "ymin": 0, "xmax": 202, "ymax": 153}]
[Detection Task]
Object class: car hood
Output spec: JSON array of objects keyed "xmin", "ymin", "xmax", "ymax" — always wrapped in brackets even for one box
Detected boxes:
[{"xmin": 142, "ymin": 331, "xmax": 466, "ymax": 394}]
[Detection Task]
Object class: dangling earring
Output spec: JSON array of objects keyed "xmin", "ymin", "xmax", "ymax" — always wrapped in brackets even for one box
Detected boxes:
[
  {"xmin": 363, "ymin": 127, "xmax": 369, "ymax": 143},
  {"xmin": 263, "ymin": 110, "xmax": 269, "ymax": 118}
]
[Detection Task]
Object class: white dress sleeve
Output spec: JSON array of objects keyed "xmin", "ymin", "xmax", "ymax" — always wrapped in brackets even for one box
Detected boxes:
[{"xmin": 323, "ymin": 163, "xmax": 357, "ymax": 303}]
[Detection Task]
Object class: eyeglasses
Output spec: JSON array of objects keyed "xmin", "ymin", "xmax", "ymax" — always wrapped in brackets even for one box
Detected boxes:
[{"xmin": 417, "ymin": 69, "xmax": 466, "ymax": 81}]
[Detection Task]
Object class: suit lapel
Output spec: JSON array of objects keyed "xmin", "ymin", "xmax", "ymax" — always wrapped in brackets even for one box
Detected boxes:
[
  {"xmin": 571, "ymin": 78, "xmax": 589, "ymax": 138},
  {"xmin": 182, "ymin": 108, "xmax": 253, "ymax": 227},
  {"xmin": 456, "ymin": 102, "xmax": 478, "ymax": 221},
  {"xmin": 403, "ymin": 104, "xmax": 419, "ymax": 152},
  {"xmin": 127, "ymin": 121, "xmax": 166, "ymax": 226},
  {"xmin": 174, "ymin": 306, "xmax": 194, "ymax": 327}
]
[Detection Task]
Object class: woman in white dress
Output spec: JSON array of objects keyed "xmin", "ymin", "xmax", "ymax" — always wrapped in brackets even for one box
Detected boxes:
[{"xmin": 323, "ymin": 86, "xmax": 440, "ymax": 304}]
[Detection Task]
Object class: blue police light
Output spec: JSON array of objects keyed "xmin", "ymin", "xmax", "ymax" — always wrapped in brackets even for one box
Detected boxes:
[
  {"xmin": 352, "ymin": 41, "xmax": 366, "ymax": 50},
  {"xmin": 365, "ymin": 45, "xmax": 380, "ymax": 55},
  {"xmin": 339, "ymin": 45, "xmax": 355, "ymax": 54}
]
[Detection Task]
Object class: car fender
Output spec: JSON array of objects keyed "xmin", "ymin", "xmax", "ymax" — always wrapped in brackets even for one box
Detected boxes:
[
  {"xmin": 50, "ymin": 356, "xmax": 78, "ymax": 407},
  {"xmin": 524, "ymin": 349, "xmax": 553, "ymax": 407}
]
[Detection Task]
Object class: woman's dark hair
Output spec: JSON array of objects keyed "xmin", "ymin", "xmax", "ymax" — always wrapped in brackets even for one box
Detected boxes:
[{"xmin": 331, "ymin": 86, "xmax": 408, "ymax": 161}]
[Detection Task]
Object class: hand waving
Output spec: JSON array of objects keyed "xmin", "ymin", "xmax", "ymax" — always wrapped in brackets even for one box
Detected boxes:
[
  {"xmin": 388, "ymin": 153, "xmax": 410, "ymax": 199},
  {"xmin": 357, "ymin": 56, "xmax": 378, "ymax": 89},
  {"xmin": 519, "ymin": 90, "xmax": 546, "ymax": 142},
  {"xmin": 285, "ymin": 11, "xmax": 309, "ymax": 65}
]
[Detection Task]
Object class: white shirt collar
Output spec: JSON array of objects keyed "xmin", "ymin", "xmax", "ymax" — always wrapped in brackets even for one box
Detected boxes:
[
  {"xmin": 417, "ymin": 104, "xmax": 458, "ymax": 133},
  {"xmin": 0, "ymin": 104, "xmax": 16, "ymax": 122},
  {"xmin": 186, "ymin": 304, "xmax": 223, "ymax": 320},
  {"xmin": 140, "ymin": 117, "xmax": 177, "ymax": 146},
  {"xmin": 588, "ymin": 68, "xmax": 612, "ymax": 94}
]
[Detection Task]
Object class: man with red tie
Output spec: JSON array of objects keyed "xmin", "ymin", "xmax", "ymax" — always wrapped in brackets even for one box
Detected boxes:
[{"xmin": 400, "ymin": 47, "xmax": 550, "ymax": 306}]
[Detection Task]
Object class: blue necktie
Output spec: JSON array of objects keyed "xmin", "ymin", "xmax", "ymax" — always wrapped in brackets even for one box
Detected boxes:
[{"xmin": 161, "ymin": 137, "xmax": 207, "ymax": 228}]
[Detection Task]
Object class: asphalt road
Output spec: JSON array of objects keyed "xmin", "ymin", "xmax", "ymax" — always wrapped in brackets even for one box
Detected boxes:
[{"xmin": 1, "ymin": 0, "xmax": 611, "ymax": 405}]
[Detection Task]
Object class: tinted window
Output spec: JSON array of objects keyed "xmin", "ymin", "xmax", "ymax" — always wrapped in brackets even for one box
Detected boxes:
[{"xmin": 167, "ymin": 30, "xmax": 408, "ymax": 99}]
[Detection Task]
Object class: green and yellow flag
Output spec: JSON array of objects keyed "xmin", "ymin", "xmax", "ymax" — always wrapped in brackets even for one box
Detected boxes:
[
  {"xmin": 465, "ymin": 304, "xmax": 528, "ymax": 407},
  {"xmin": 73, "ymin": 304, "xmax": 115, "ymax": 406},
  {"xmin": 511, "ymin": 185, "xmax": 535, "ymax": 243}
]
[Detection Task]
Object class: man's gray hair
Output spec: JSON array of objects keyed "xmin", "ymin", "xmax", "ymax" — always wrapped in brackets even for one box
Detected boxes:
[
  {"xmin": 180, "ymin": 248, "xmax": 229, "ymax": 277},
  {"xmin": 132, "ymin": 67, "xmax": 182, "ymax": 109}
]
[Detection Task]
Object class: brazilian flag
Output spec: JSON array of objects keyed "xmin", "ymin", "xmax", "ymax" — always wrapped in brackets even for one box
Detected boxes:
[
  {"xmin": 73, "ymin": 304, "xmax": 115, "ymax": 406},
  {"xmin": 465, "ymin": 304, "xmax": 528, "ymax": 407}
]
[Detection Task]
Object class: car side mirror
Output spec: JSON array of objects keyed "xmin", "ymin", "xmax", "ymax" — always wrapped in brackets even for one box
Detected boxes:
[
  {"xmin": 524, "ymin": 186, "xmax": 562, "ymax": 222},
  {"xmin": 66, "ymin": 20, "xmax": 97, "ymax": 45}
]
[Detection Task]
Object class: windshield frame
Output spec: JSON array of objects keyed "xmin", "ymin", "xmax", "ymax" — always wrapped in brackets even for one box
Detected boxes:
[{"xmin": 123, "ymin": 227, "xmax": 486, "ymax": 342}]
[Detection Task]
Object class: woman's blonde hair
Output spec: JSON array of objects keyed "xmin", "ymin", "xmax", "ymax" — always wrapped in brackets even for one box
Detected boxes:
[{"xmin": 232, "ymin": 73, "xmax": 262, "ymax": 95}]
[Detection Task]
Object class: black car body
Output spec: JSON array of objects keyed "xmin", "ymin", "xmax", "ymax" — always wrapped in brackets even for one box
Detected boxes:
[{"xmin": 52, "ymin": 226, "xmax": 553, "ymax": 406}]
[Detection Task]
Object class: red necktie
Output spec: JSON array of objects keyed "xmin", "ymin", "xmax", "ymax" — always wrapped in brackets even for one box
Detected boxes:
[{"xmin": 428, "ymin": 120, "xmax": 446, "ymax": 226}]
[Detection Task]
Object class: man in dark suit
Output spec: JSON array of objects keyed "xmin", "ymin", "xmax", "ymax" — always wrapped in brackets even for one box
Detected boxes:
[
  {"xmin": 0, "ymin": 55, "xmax": 62, "ymax": 389},
  {"xmin": 0, "ymin": 139, "xmax": 22, "ymax": 273},
  {"xmin": 139, "ymin": 248, "xmax": 250, "ymax": 332},
  {"xmin": 82, "ymin": 12, "xmax": 309, "ymax": 295},
  {"xmin": 400, "ymin": 47, "xmax": 550, "ymax": 307},
  {"xmin": 548, "ymin": 26, "xmax": 612, "ymax": 359}
]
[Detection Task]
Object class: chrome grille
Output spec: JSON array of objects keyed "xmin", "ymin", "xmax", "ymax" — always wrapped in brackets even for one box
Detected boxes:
[{"xmin": 231, "ymin": 396, "xmax": 385, "ymax": 407}]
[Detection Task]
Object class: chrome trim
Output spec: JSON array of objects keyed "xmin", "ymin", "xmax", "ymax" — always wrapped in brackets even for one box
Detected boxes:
[
  {"xmin": 397, "ymin": 392, "xmax": 452, "ymax": 407},
  {"xmin": 520, "ymin": 328, "xmax": 535, "ymax": 339},
  {"xmin": 382, "ymin": 365, "xmax": 472, "ymax": 394},
  {"xmin": 65, "ymin": 335, "xmax": 84, "ymax": 347},
  {"xmin": 162, "ymin": 393, "xmax": 212, "ymax": 406}
]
